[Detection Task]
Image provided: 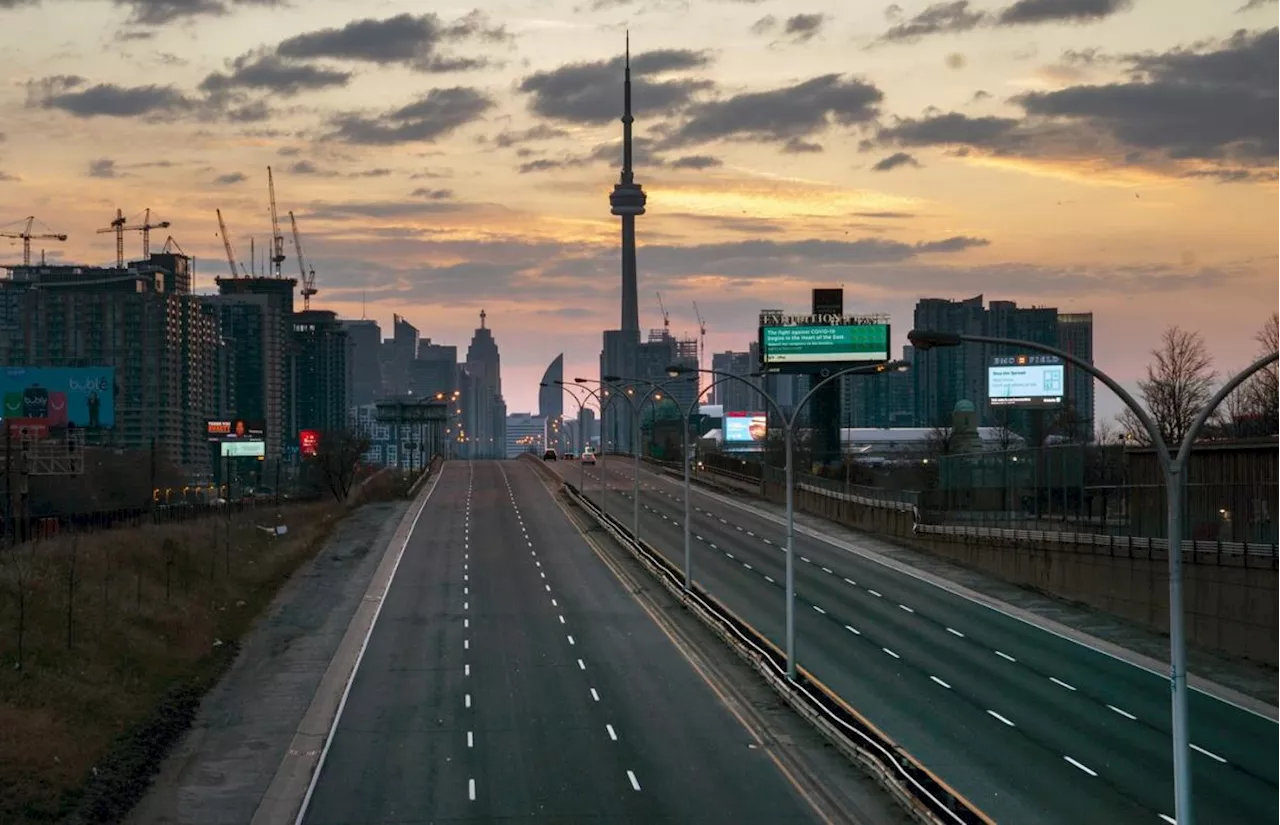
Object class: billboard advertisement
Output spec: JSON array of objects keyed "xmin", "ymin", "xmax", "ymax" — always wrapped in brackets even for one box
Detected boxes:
[
  {"xmin": 1, "ymin": 366, "xmax": 114, "ymax": 429},
  {"xmin": 299, "ymin": 429, "xmax": 320, "ymax": 457},
  {"xmin": 724, "ymin": 412, "xmax": 768, "ymax": 443},
  {"xmin": 207, "ymin": 418, "xmax": 266, "ymax": 441},
  {"xmin": 221, "ymin": 440, "xmax": 265, "ymax": 458},
  {"xmin": 762, "ymin": 324, "xmax": 889, "ymax": 366},
  {"xmin": 988, "ymin": 355, "xmax": 1064, "ymax": 408}
]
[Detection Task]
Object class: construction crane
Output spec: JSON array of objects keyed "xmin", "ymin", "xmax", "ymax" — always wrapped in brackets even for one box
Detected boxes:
[
  {"xmin": 693, "ymin": 300, "xmax": 707, "ymax": 374},
  {"xmin": 215, "ymin": 209, "xmax": 243, "ymax": 278},
  {"xmin": 288, "ymin": 210, "xmax": 318, "ymax": 309},
  {"xmin": 656, "ymin": 291, "xmax": 669, "ymax": 331},
  {"xmin": 1, "ymin": 216, "xmax": 67, "ymax": 266},
  {"xmin": 95, "ymin": 208, "xmax": 170, "ymax": 268},
  {"xmin": 266, "ymin": 166, "xmax": 286, "ymax": 278}
]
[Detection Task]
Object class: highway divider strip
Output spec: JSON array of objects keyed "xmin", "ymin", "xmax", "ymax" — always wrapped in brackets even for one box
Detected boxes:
[{"xmin": 534, "ymin": 460, "xmax": 991, "ymax": 825}]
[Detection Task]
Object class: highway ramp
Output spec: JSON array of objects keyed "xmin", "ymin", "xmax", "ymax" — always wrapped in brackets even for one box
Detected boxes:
[
  {"xmin": 300, "ymin": 460, "xmax": 831, "ymax": 824},
  {"xmin": 559, "ymin": 457, "xmax": 1278, "ymax": 825}
]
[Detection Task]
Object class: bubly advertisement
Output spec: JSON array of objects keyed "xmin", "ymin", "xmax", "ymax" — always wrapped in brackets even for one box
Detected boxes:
[{"xmin": 1, "ymin": 367, "xmax": 114, "ymax": 429}]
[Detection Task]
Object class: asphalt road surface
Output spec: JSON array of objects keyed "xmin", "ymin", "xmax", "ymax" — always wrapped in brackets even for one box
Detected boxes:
[
  {"xmin": 560, "ymin": 457, "xmax": 1278, "ymax": 825},
  {"xmin": 300, "ymin": 460, "xmax": 826, "ymax": 824}
]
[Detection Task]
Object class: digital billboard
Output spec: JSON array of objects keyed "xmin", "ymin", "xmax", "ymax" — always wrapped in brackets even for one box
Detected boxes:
[
  {"xmin": 1, "ymin": 367, "xmax": 115, "ymax": 429},
  {"xmin": 762, "ymin": 324, "xmax": 890, "ymax": 366},
  {"xmin": 724, "ymin": 412, "xmax": 768, "ymax": 443},
  {"xmin": 299, "ymin": 429, "xmax": 320, "ymax": 457},
  {"xmin": 988, "ymin": 355, "xmax": 1064, "ymax": 408},
  {"xmin": 207, "ymin": 418, "xmax": 266, "ymax": 441},
  {"xmin": 221, "ymin": 440, "xmax": 265, "ymax": 458}
]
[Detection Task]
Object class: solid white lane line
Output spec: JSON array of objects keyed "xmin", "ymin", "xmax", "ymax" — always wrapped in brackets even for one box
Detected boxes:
[
  {"xmin": 845, "ymin": 625, "xmax": 860, "ymax": 635},
  {"xmin": 764, "ymin": 575, "xmax": 775, "ymax": 583},
  {"xmin": 1107, "ymin": 704, "xmax": 1137, "ymax": 720},
  {"xmin": 567, "ymin": 635, "xmax": 575, "ymax": 645},
  {"xmin": 590, "ymin": 687, "xmax": 600, "ymax": 702},
  {"xmin": 882, "ymin": 647, "xmax": 899, "ymax": 658},
  {"xmin": 606, "ymin": 724, "xmax": 618, "ymax": 741},
  {"xmin": 931, "ymin": 676, "xmax": 951, "ymax": 688},
  {"xmin": 465, "ymin": 693, "xmax": 471, "ymax": 708},
  {"xmin": 1063, "ymin": 756, "xmax": 1097, "ymax": 777},
  {"xmin": 1159, "ymin": 814, "xmax": 1177, "ymax": 824},
  {"xmin": 1050, "ymin": 676, "xmax": 1077, "ymax": 691},
  {"xmin": 469, "ymin": 778, "xmax": 476, "ymax": 801},
  {"xmin": 995, "ymin": 650, "xmax": 1017, "ymax": 662},
  {"xmin": 627, "ymin": 770, "xmax": 641, "ymax": 791},
  {"xmin": 467, "ymin": 731, "xmax": 473, "ymax": 747},
  {"xmin": 813, "ymin": 605, "xmax": 826, "ymax": 615},
  {"xmin": 577, "ymin": 658, "xmax": 586, "ymax": 670},
  {"xmin": 899, "ymin": 604, "xmax": 914, "ymax": 613},
  {"xmin": 868, "ymin": 590, "xmax": 882, "ymax": 598},
  {"xmin": 1191, "ymin": 743, "xmax": 1227, "ymax": 763},
  {"xmin": 987, "ymin": 710, "xmax": 1015, "ymax": 727},
  {"xmin": 843, "ymin": 577, "xmax": 857, "ymax": 586}
]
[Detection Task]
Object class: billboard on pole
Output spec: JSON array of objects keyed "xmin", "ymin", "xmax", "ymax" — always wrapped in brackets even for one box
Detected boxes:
[
  {"xmin": 988, "ymin": 354, "xmax": 1064, "ymax": 408},
  {"xmin": 724, "ymin": 412, "xmax": 768, "ymax": 443},
  {"xmin": 1, "ymin": 366, "xmax": 115, "ymax": 428}
]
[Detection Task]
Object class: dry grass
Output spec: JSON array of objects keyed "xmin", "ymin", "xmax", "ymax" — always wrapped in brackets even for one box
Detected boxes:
[{"xmin": 0, "ymin": 499, "xmax": 345, "ymax": 824}]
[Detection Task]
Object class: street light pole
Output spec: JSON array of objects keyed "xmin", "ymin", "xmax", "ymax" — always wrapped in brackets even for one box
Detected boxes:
[
  {"xmin": 548, "ymin": 380, "xmax": 592, "ymax": 492},
  {"xmin": 909, "ymin": 328, "xmax": 1277, "ymax": 825}
]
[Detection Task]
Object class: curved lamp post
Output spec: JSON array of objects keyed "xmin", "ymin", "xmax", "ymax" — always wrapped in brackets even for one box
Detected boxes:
[
  {"xmin": 668, "ymin": 360, "xmax": 909, "ymax": 678},
  {"xmin": 908, "ymin": 328, "xmax": 1278, "ymax": 825},
  {"xmin": 567, "ymin": 379, "xmax": 619, "ymax": 516},
  {"xmin": 542, "ymin": 380, "xmax": 596, "ymax": 492}
]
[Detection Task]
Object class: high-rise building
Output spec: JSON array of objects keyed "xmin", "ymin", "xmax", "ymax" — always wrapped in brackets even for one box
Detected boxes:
[
  {"xmin": 710, "ymin": 351, "xmax": 759, "ymax": 412},
  {"xmin": 913, "ymin": 295, "xmax": 1083, "ymax": 439},
  {"xmin": 506, "ymin": 412, "xmax": 548, "ymax": 458},
  {"xmin": 600, "ymin": 36, "xmax": 648, "ymax": 454},
  {"xmin": 212, "ymin": 276, "xmax": 296, "ymax": 459},
  {"xmin": 291, "ymin": 309, "xmax": 349, "ymax": 436},
  {"xmin": 465, "ymin": 310, "xmax": 506, "ymax": 459},
  {"xmin": 841, "ymin": 345, "xmax": 916, "ymax": 429},
  {"xmin": 0, "ymin": 264, "xmax": 218, "ymax": 474},
  {"xmin": 380, "ymin": 314, "xmax": 419, "ymax": 396},
  {"xmin": 341, "ymin": 319, "xmax": 381, "ymax": 406},
  {"xmin": 539, "ymin": 354, "xmax": 565, "ymax": 451},
  {"xmin": 415, "ymin": 338, "xmax": 458, "ymax": 399},
  {"xmin": 1057, "ymin": 312, "xmax": 1095, "ymax": 439}
]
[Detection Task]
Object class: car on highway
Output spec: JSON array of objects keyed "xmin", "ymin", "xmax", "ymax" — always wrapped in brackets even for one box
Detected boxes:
[
  {"xmin": 542, "ymin": 448, "xmax": 557, "ymax": 461},
  {"xmin": 581, "ymin": 449, "xmax": 596, "ymax": 465}
]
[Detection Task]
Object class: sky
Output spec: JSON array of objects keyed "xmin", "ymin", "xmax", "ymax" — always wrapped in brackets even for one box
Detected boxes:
[{"xmin": 0, "ymin": 0, "xmax": 1276, "ymax": 424}]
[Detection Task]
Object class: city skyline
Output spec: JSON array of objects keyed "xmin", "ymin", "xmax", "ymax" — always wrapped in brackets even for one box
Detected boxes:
[{"xmin": 1, "ymin": 1, "xmax": 1275, "ymax": 423}]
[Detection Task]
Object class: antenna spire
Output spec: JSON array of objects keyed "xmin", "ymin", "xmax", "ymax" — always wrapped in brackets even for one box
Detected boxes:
[
  {"xmin": 622, "ymin": 30, "xmax": 634, "ymax": 185},
  {"xmin": 480, "ymin": 308, "xmax": 487, "ymax": 329}
]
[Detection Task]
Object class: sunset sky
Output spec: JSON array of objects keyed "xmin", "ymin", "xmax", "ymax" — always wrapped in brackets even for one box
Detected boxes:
[{"xmin": 0, "ymin": 0, "xmax": 1276, "ymax": 421}]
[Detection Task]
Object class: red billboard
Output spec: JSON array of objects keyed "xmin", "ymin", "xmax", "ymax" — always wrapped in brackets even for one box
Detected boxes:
[{"xmin": 300, "ymin": 429, "xmax": 320, "ymax": 457}]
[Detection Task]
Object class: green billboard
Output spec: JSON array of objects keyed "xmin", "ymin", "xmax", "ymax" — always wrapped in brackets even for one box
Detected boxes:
[{"xmin": 762, "ymin": 324, "xmax": 889, "ymax": 365}]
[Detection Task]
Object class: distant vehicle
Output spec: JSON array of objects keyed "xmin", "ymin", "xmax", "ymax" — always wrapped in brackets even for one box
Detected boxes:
[
  {"xmin": 581, "ymin": 449, "xmax": 596, "ymax": 465},
  {"xmin": 563, "ymin": 452, "xmax": 576, "ymax": 460},
  {"xmin": 543, "ymin": 449, "xmax": 557, "ymax": 461}
]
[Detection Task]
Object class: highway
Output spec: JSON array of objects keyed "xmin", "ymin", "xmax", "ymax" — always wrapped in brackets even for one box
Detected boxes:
[
  {"xmin": 300, "ymin": 460, "xmax": 828, "ymax": 824},
  {"xmin": 560, "ymin": 457, "xmax": 1279, "ymax": 825}
]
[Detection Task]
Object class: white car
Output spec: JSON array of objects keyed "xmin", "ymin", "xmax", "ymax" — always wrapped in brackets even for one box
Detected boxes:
[{"xmin": 581, "ymin": 450, "xmax": 597, "ymax": 465}]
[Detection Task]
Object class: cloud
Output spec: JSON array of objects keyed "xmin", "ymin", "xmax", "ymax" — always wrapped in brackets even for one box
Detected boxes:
[
  {"xmin": 669, "ymin": 155, "xmax": 722, "ymax": 169},
  {"xmin": 880, "ymin": 1, "xmax": 987, "ymax": 43},
  {"xmin": 288, "ymin": 159, "xmax": 340, "ymax": 177},
  {"xmin": 276, "ymin": 11, "xmax": 505, "ymax": 72},
  {"xmin": 30, "ymin": 79, "xmax": 192, "ymax": 117},
  {"xmin": 661, "ymin": 74, "xmax": 882, "ymax": 147},
  {"xmin": 1238, "ymin": 0, "xmax": 1277, "ymax": 10},
  {"xmin": 303, "ymin": 200, "xmax": 470, "ymax": 222},
  {"xmin": 946, "ymin": 52, "xmax": 966, "ymax": 69},
  {"xmin": 872, "ymin": 151, "xmax": 921, "ymax": 171},
  {"xmin": 213, "ymin": 171, "xmax": 246, "ymax": 184},
  {"xmin": 782, "ymin": 137, "xmax": 823, "ymax": 153},
  {"xmin": 0, "ymin": 170, "xmax": 20, "ymax": 182},
  {"xmin": 852, "ymin": 211, "xmax": 915, "ymax": 218},
  {"xmin": 491, "ymin": 124, "xmax": 570, "ymax": 148},
  {"xmin": 111, "ymin": 0, "xmax": 284, "ymax": 27},
  {"xmin": 518, "ymin": 49, "xmax": 714, "ymax": 125},
  {"xmin": 997, "ymin": 0, "xmax": 1131, "ymax": 25},
  {"xmin": 750, "ymin": 15, "xmax": 776, "ymax": 35},
  {"xmin": 1182, "ymin": 168, "xmax": 1279, "ymax": 183},
  {"xmin": 200, "ymin": 53, "xmax": 351, "ymax": 97},
  {"xmin": 1, "ymin": 0, "xmax": 39, "ymax": 8},
  {"xmin": 328, "ymin": 87, "xmax": 495, "ymax": 144},
  {"xmin": 783, "ymin": 13, "xmax": 826, "ymax": 43},
  {"xmin": 88, "ymin": 157, "xmax": 123, "ymax": 178},
  {"xmin": 411, "ymin": 187, "xmax": 454, "ymax": 199}
]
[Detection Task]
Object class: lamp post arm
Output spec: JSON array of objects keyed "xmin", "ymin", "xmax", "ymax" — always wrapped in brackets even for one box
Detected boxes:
[
  {"xmin": 958, "ymin": 332, "xmax": 1173, "ymax": 469},
  {"xmin": 1177, "ymin": 350, "xmax": 1279, "ymax": 466},
  {"xmin": 690, "ymin": 368, "xmax": 788, "ymax": 429}
]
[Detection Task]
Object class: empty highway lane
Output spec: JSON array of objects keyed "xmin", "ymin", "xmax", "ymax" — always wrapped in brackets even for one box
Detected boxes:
[
  {"xmin": 562, "ymin": 458, "xmax": 1278, "ymax": 825},
  {"xmin": 300, "ymin": 460, "xmax": 825, "ymax": 824}
]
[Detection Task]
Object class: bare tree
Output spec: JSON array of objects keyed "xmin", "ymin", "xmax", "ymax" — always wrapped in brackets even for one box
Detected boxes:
[
  {"xmin": 1220, "ymin": 312, "xmax": 1279, "ymax": 438},
  {"xmin": 305, "ymin": 429, "xmax": 371, "ymax": 502},
  {"xmin": 989, "ymin": 404, "xmax": 1019, "ymax": 451},
  {"xmin": 926, "ymin": 423, "xmax": 955, "ymax": 456},
  {"xmin": 1118, "ymin": 326, "xmax": 1216, "ymax": 446}
]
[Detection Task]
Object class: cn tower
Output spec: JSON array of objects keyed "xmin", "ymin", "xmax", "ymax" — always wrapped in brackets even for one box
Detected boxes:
[{"xmin": 609, "ymin": 32, "xmax": 646, "ymax": 333}]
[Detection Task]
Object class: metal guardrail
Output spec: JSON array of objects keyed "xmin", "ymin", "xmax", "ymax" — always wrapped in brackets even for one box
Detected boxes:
[
  {"xmin": 913, "ymin": 521, "xmax": 1279, "ymax": 561},
  {"xmin": 559, "ymin": 474, "xmax": 988, "ymax": 825}
]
